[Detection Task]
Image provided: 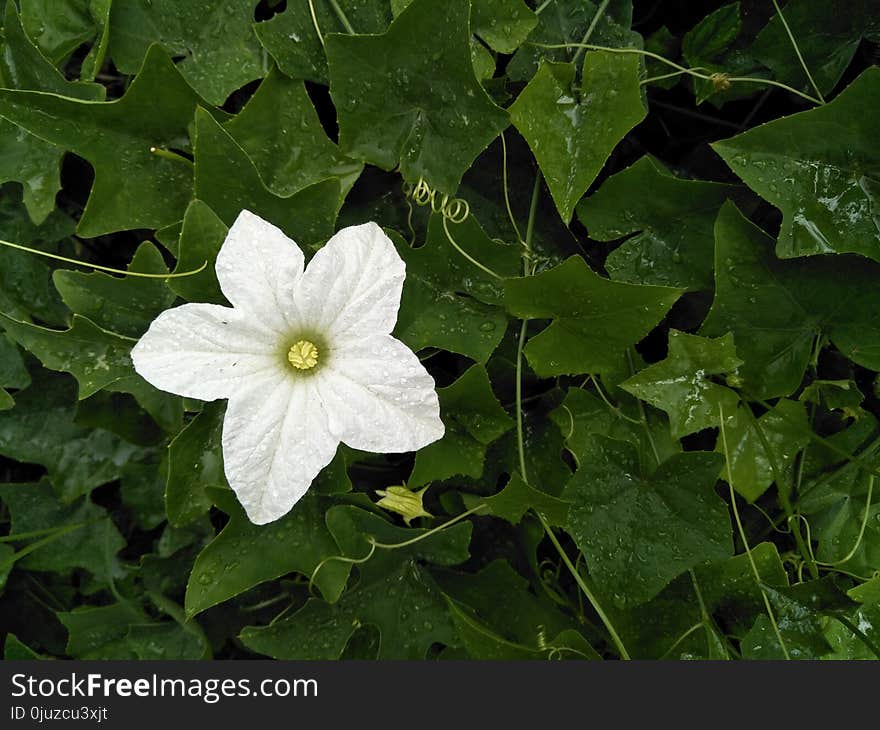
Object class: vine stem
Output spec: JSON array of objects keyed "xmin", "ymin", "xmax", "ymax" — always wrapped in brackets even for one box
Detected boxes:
[
  {"xmin": 530, "ymin": 42, "xmax": 824, "ymax": 105},
  {"xmin": 308, "ymin": 0, "xmax": 324, "ymax": 46},
  {"xmin": 328, "ymin": 0, "xmax": 355, "ymax": 34},
  {"xmin": 0, "ymin": 238, "xmax": 206, "ymax": 279},
  {"xmin": 513, "ymin": 171, "xmax": 628, "ymax": 660},
  {"xmin": 571, "ymin": 0, "xmax": 610, "ymax": 66},
  {"xmin": 719, "ymin": 404, "xmax": 791, "ymax": 660},
  {"xmin": 535, "ymin": 511, "xmax": 632, "ymax": 660},
  {"xmin": 735, "ymin": 396, "xmax": 818, "ymax": 579},
  {"xmin": 771, "ymin": 0, "xmax": 825, "ymax": 103}
]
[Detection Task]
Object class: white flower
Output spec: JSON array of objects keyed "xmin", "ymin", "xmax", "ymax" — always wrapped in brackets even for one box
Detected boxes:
[{"xmin": 132, "ymin": 211, "xmax": 444, "ymax": 525}]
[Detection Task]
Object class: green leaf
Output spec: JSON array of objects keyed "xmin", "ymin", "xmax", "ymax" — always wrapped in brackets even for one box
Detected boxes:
[
  {"xmin": 463, "ymin": 472, "xmax": 570, "ymax": 526},
  {"xmin": 577, "ymin": 156, "xmax": 738, "ymax": 290},
  {"xmin": 108, "ymin": 0, "xmax": 265, "ymax": 105},
  {"xmin": 799, "ymin": 379, "xmax": 864, "ymax": 418},
  {"xmin": 120, "ymin": 459, "xmax": 167, "ymax": 530},
  {"xmin": 471, "ymin": 0, "xmax": 537, "ymax": 54},
  {"xmin": 510, "ymin": 53, "xmax": 646, "ymax": 222},
  {"xmin": 681, "ymin": 2, "xmax": 741, "ymax": 67},
  {"xmin": 718, "ymin": 399, "xmax": 810, "ymax": 502},
  {"xmin": 58, "ymin": 603, "xmax": 143, "ymax": 659},
  {"xmin": 0, "ymin": 370, "xmax": 145, "ymax": 501},
  {"xmin": 701, "ymin": 201, "xmax": 880, "ymax": 398},
  {"xmin": 0, "ymin": 479, "xmax": 125, "ymax": 582},
  {"xmin": 166, "ymin": 402, "xmax": 225, "ymax": 527},
  {"xmin": 224, "ymin": 68, "xmax": 362, "ymax": 199},
  {"xmin": 0, "ymin": 333, "xmax": 30, "ymax": 391},
  {"xmin": 0, "ymin": 189, "xmax": 73, "ymax": 324},
  {"xmin": 620, "ymin": 330, "xmax": 743, "ymax": 438},
  {"xmin": 0, "ymin": 45, "xmax": 211, "ymax": 236},
  {"xmin": 0, "ymin": 315, "xmax": 137, "ymax": 400},
  {"xmin": 504, "ymin": 256, "xmax": 683, "ymax": 377},
  {"xmin": 325, "ymin": 0, "xmax": 508, "ymax": 193},
  {"xmin": 52, "ymin": 241, "xmax": 176, "ymax": 337},
  {"xmin": 3, "ymin": 634, "xmax": 44, "ymax": 659},
  {"xmin": 741, "ymin": 578, "xmax": 856, "ymax": 659},
  {"xmin": 239, "ymin": 506, "xmax": 471, "ymax": 658},
  {"xmin": 436, "ymin": 559, "xmax": 590, "ymax": 654},
  {"xmin": 608, "ymin": 541, "xmax": 787, "ymax": 658},
  {"xmin": 549, "ymin": 385, "xmax": 680, "ymax": 472},
  {"xmin": 255, "ymin": 0, "xmax": 391, "ymax": 85},
  {"xmin": 507, "ymin": 0, "xmax": 641, "ymax": 82},
  {"xmin": 0, "ymin": 2, "xmax": 104, "ymax": 223},
  {"xmin": 410, "ymin": 364, "xmax": 513, "ymax": 486},
  {"xmin": 168, "ymin": 199, "xmax": 227, "ymax": 304},
  {"xmin": 193, "ymin": 107, "xmax": 340, "ymax": 247},
  {"xmin": 799, "ymin": 429, "xmax": 880, "ymax": 578},
  {"xmin": 0, "ymin": 312, "xmax": 182, "ymax": 432},
  {"xmin": 751, "ymin": 0, "xmax": 874, "ymax": 98},
  {"xmin": 444, "ymin": 597, "xmax": 547, "ymax": 659},
  {"xmin": 565, "ymin": 437, "xmax": 732, "ymax": 606},
  {"xmin": 185, "ymin": 495, "xmax": 348, "ymax": 617},
  {"xmin": 80, "ymin": 0, "xmax": 112, "ymax": 83},
  {"xmin": 19, "ymin": 0, "xmax": 98, "ymax": 64},
  {"xmin": 392, "ymin": 223, "xmax": 513, "ymax": 363},
  {"xmin": 712, "ymin": 68, "xmax": 880, "ymax": 261},
  {"xmin": 241, "ymin": 558, "xmax": 456, "ymax": 659}
]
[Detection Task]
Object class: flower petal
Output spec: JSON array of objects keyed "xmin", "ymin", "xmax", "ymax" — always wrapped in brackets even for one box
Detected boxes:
[
  {"xmin": 295, "ymin": 222, "xmax": 404, "ymax": 339},
  {"xmin": 132, "ymin": 303, "xmax": 281, "ymax": 401},
  {"xmin": 318, "ymin": 334, "xmax": 444, "ymax": 452},
  {"xmin": 223, "ymin": 370, "xmax": 338, "ymax": 524},
  {"xmin": 215, "ymin": 209, "xmax": 305, "ymax": 332}
]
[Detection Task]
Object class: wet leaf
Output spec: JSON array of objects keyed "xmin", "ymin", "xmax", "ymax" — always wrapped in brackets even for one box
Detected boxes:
[
  {"xmin": 410, "ymin": 364, "xmax": 513, "ymax": 486},
  {"xmin": 510, "ymin": 52, "xmax": 646, "ymax": 223},
  {"xmin": 0, "ymin": 45, "xmax": 211, "ymax": 236},
  {"xmin": 325, "ymin": 0, "xmax": 508, "ymax": 193},
  {"xmin": 702, "ymin": 201, "xmax": 880, "ymax": 398},
  {"xmin": 504, "ymin": 255, "xmax": 683, "ymax": 377},
  {"xmin": 620, "ymin": 330, "xmax": 743, "ymax": 438},
  {"xmin": 565, "ymin": 437, "xmax": 732, "ymax": 607},
  {"xmin": 713, "ymin": 68, "xmax": 880, "ymax": 261},
  {"xmin": 108, "ymin": 0, "xmax": 265, "ymax": 105},
  {"xmin": 578, "ymin": 156, "xmax": 738, "ymax": 290},
  {"xmin": 194, "ymin": 107, "xmax": 341, "ymax": 247}
]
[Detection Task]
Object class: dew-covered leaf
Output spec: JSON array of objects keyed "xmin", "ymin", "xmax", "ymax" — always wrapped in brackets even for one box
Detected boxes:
[
  {"xmin": 392, "ymin": 223, "xmax": 513, "ymax": 363},
  {"xmin": 0, "ymin": 478, "xmax": 125, "ymax": 582},
  {"xmin": 717, "ymin": 398, "xmax": 810, "ymax": 502},
  {"xmin": 620, "ymin": 330, "xmax": 742, "ymax": 438},
  {"xmin": 578, "ymin": 156, "xmax": 738, "ymax": 290},
  {"xmin": 256, "ymin": 0, "xmax": 391, "ymax": 85},
  {"xmin": 565, "ymin": 437, "xmax": 732, "ymax": 606},
  {"xmin": 194, "ymin": 108, "xmax": 341, "ymax": 247},
  {"xmin": 52, "ymin": 242, "xmax": 176, "ymax": 338},
  {"xmin": 410, "ymin": 364, "xmax": 513, "ymax": 486},
  {"xmin": 510, "ymin": 52, "xmax": 645, "ymax": 223},
  {"xmin": 504, "ymin": 256, "xmax": 683, "ymax": 377},
  {"xmin": 0, "ymin": 45, "xmax": 211, "ymax": 236},
  {"xmin": 702, "ymin": 202, "xmax": 880, "ymax": 398},
  {"xmin": 185, "ymin": 495, "xmax": 348, "ymax": 617},
  {"xmin": 712, "ymin": 68, "xmax": 880, "ymax": 261},
  {"xmin": 224, "ymin": 69, "xmax": 362, "ymax": 199},
  {"xmin": 108, "ymin": 0, "xmax": 265, "ymax": 105},
  {"xmin": 325, "ymin": 0, "xmax": 508, "ymax": 194},
  {"xmin": 0, "ymin": 370, "xmax": 146, "ymax": 501}
]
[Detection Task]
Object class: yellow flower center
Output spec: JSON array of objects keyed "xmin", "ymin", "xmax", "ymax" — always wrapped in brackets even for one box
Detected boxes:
[{"xmin": 287, "ymin": 340, "xmax": 319, "ymax": 370}]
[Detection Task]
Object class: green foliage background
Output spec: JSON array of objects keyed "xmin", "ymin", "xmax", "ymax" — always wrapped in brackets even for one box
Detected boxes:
[{"xmin": 0, "ymin": 0, "xmax": 879, "ymax": 660}]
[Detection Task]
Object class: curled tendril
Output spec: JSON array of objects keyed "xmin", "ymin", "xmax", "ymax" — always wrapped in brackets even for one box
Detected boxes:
[
  {"xmin": 402, "ymin": 175, "xmax": 504, "ymax": 280},
  {"xmin": 403, "ymin": 177, "xmax": 470, "ymax": 224}
]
